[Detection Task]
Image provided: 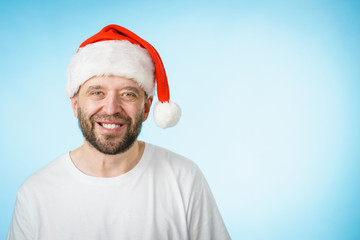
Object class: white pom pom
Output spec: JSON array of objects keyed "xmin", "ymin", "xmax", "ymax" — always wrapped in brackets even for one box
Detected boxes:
[{"xmin": 154, "ymin": 101, "xmax": 181, "ymax": 128}]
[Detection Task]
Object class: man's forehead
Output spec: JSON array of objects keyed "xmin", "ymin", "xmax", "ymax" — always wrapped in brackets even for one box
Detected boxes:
[{"xmin": 81, "ymin": 75, "xmax": 144, "ymax": 91}]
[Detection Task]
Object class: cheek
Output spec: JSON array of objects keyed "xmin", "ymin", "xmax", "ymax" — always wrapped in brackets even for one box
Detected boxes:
[
  {"xmin": 79, "ymin": 102, "xmax": 103, "ymax": 117},
  {"xmin": 134, "ymin": 103, "xmax": 146, "ymax": 117},
  {"xmin": 119, "ymin": 101, "xmax": 141, "ymax": 115}
]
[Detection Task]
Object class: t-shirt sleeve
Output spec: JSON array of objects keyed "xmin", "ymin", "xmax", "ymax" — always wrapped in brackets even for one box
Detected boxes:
[
  {"xmin": 186, "ymin": 168, "xmax": 231, "ymax": 240},
  {"xmin": 7, "ymin": 188, "xmax": 35, "ymax": 240}
]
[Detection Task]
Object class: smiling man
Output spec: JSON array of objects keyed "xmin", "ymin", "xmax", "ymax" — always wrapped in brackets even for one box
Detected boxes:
[{"xmin": 7, "ymin": 25, "xmax": 231, "ymax": 240}]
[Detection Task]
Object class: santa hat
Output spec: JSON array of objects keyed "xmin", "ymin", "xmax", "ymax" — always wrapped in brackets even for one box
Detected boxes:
[{"xmin": 66, "ymin": 24, "xmax": 181, "ymax": 128}]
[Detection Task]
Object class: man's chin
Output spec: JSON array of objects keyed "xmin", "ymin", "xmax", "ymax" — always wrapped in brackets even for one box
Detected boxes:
[
  {"xmin": 90, "ymin": 136, "xmax": 135, "ymax": 155},
  {"xmin": 89, "ymin": 142, "xmax": 125, "ymax": 155}
]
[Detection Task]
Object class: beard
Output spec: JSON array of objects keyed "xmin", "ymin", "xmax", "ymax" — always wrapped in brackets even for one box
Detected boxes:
[{"xmin": 77, "ymin": 107, "xmax": 144, "ymax": 155}]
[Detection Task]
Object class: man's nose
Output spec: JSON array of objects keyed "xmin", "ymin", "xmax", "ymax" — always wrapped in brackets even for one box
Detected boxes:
[{"xmin": 102, "ymin": 93, "xmax": 122, "ymax": 115}]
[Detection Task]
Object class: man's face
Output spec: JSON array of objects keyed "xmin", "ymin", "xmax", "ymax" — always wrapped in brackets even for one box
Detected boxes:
[{"xmin": 71, "ymin": 76, "xmax": 153, "ymax": 155}]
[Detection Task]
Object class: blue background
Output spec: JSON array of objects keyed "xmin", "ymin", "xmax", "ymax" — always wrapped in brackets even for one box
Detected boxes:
[{"xmin": 1, "ymin": 0, "xmax": 359, "ymax": 239}]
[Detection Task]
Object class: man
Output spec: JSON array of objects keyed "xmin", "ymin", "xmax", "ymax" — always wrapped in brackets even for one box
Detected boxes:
[{"xmin": 8, "ymin": 25, "xmax": 231, "ymax": 240}]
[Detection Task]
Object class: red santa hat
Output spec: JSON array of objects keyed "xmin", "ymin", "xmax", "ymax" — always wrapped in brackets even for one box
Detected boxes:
[{"xmin": 66, "ymin": 24, "xmax": 181, "ymax": 128}]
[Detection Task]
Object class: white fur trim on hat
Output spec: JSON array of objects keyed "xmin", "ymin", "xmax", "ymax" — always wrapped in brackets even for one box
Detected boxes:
[
  {"xmin": 66, "ymin": 40, "xmax": 155, "ymax": 97},
  {"xmin": 154, "ymin": 101, "xmax": 181, "ymax": 128}
]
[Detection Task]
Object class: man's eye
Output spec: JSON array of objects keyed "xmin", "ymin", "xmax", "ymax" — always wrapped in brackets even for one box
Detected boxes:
[
  {"xmin": 92, "ymin": 91, "xmax": 104, "ymax": 96},
  {"xmin": 123, "ymin": 92, "xmax": 136, "ymax": 97}
]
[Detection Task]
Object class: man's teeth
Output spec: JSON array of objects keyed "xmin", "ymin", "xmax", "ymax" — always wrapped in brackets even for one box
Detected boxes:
[{"xmin": 101, "ymin": 123, "xmax": 121, "ymax": 129}]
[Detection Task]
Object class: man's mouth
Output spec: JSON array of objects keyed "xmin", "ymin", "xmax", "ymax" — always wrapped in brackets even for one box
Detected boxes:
[{"xmin": 98, "ymin": 122, "xmax": 123, "ymax": 129}]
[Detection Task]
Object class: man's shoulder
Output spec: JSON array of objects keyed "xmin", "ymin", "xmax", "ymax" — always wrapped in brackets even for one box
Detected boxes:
[
  {"xmin": 19, "ymin": 153, "xmax": 69, "ymax": 193},
  {"xmin": 145, "ymin": 143, "xmax": 201, "ymax": 177},
  {"xmin": 146, "ymin": 143, "xmax": 196, "ymax": 165}
]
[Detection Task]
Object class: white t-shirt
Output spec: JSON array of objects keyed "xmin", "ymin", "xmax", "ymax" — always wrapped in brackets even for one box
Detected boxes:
[{"xmin": 8, "ymin": 143, "xmax": 231, "ymax": 240}]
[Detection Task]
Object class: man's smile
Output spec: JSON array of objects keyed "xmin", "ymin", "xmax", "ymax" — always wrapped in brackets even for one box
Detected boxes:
[{"xmin": 97, "ymin": 121, "xmax": 125, "ymax": 133}]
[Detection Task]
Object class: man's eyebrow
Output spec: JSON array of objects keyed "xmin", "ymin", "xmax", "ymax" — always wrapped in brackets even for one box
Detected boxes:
[
  {"xmin": 85, "ymin": 85, "xmax": 143, "ymax": 95},
  {"xmin": 85, "ymin": 85, "xmax": 103, "ymax": 94}
]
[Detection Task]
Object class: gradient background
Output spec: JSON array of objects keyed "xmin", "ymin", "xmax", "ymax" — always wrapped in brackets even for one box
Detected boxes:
[{"xmin": 1, "ymin": 0, "xmax": 359, "ymax": 239}]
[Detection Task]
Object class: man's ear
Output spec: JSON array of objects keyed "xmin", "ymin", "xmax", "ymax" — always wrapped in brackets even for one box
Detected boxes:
[
  {"xmin": 70, "ymin": 95, "xmax": 79, "ymax": 118},
  {"xmin": 143, "ymin": 96, "xmax": 153, "ymax": 122}
]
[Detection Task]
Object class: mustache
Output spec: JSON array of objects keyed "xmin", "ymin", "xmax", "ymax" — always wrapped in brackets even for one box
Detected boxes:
[{"xmin": 91, "ymin": 113, "xmax": 132, "ymax": 123}]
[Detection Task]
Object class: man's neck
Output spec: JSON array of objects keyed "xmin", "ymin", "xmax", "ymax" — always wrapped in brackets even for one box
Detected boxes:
[{"xmin": 69, "ymin": 140, "xmax": 145, "ymax": 178}]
